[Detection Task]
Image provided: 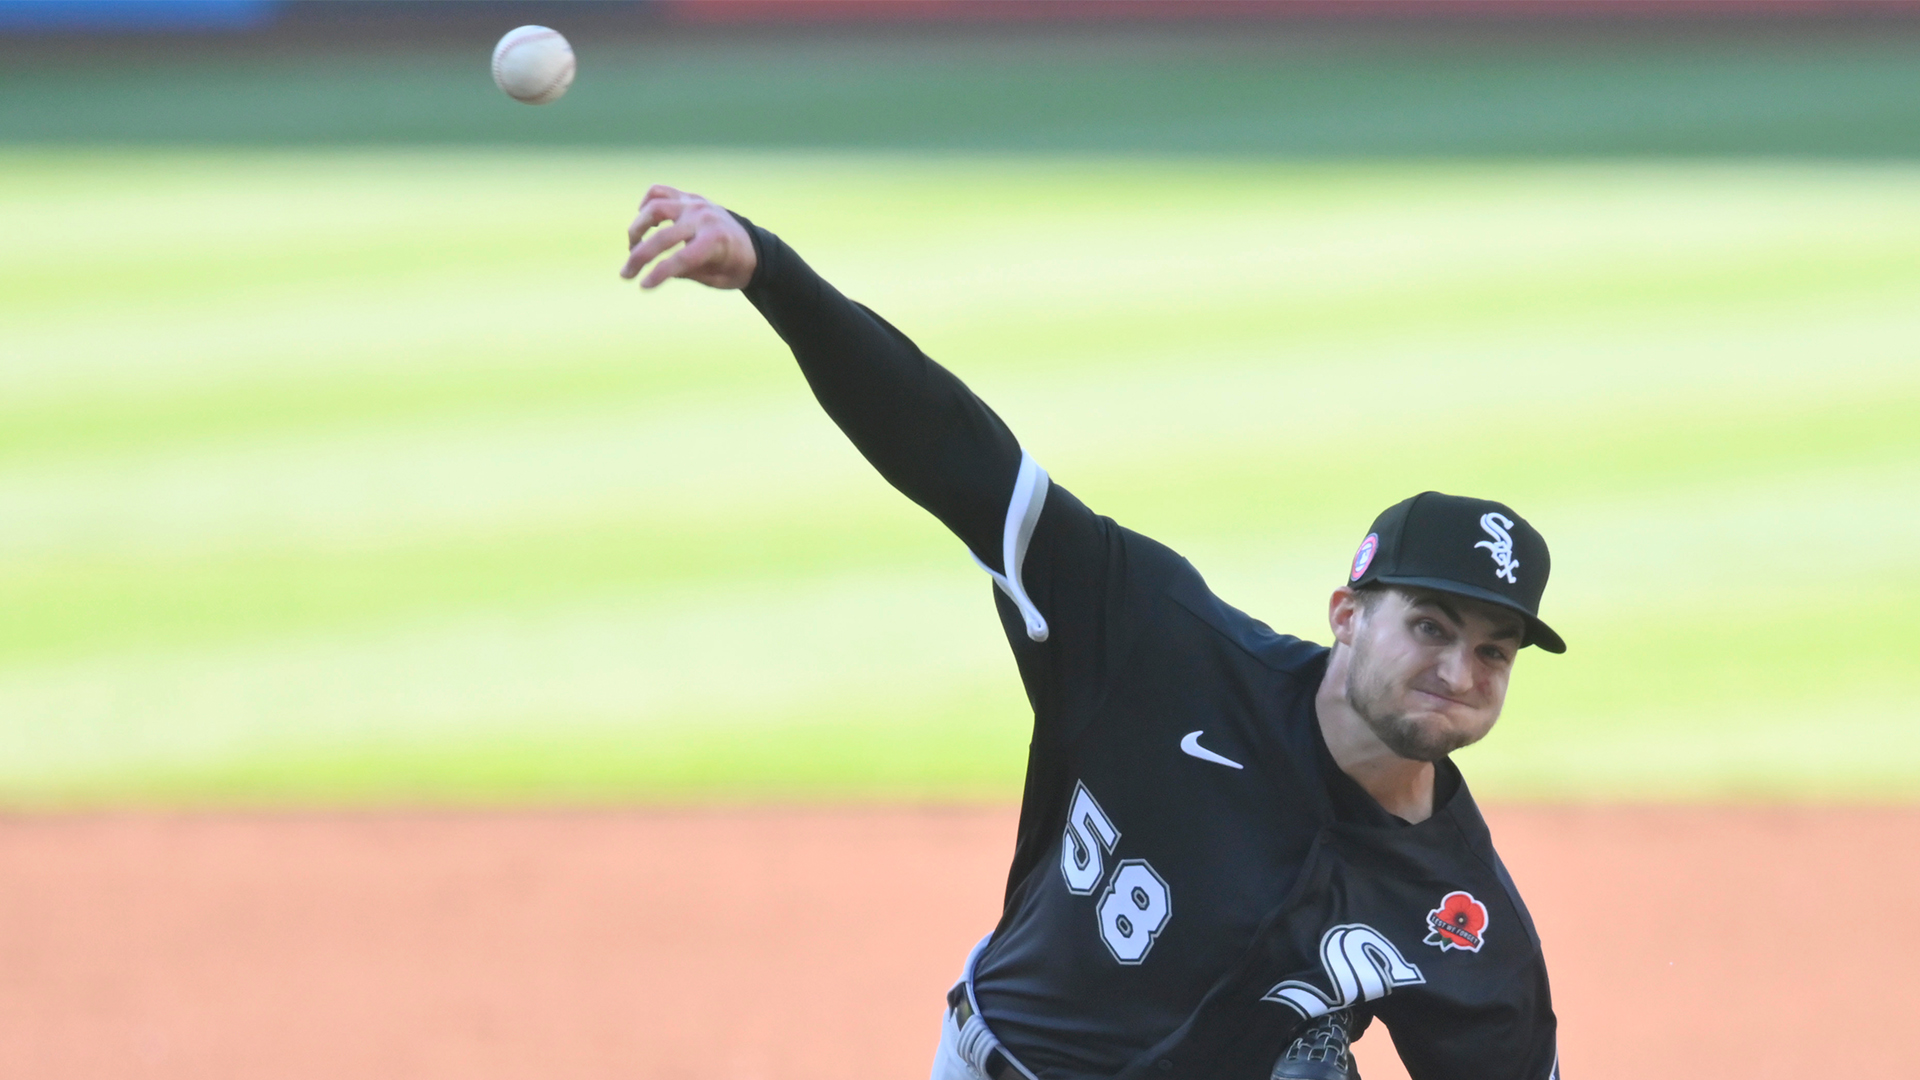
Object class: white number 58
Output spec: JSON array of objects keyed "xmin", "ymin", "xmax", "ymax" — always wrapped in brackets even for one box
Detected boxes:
[{"xmin": 1060, "ymin": 781, "xmax": 1173, "ymax": 964}]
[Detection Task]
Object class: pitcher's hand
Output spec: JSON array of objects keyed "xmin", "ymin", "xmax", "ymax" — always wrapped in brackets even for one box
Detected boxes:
[{"xmin": 620, "ymin": 184, "xmax": 757, "ymax": 290}]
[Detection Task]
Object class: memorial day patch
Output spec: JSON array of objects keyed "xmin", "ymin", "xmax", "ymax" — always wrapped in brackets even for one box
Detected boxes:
[
  {"xmin": 1349, "ymin": 533, "xmax": 1379, "ymax": 582},
  {"xmin": 1423, "ymin": 891, "xmax": 1489, "ymax": 953}
]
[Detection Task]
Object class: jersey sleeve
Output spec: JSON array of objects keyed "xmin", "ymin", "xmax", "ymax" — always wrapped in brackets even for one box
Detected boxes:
[
  {"xmin": 1375, "ymin": 944, "xmax": 1561, "ymax": 1080},
  {"xmin": 740, "ymin": 217, "xmax": 1020, "ymax": 582},
  {"xmin": 739, "ymin": 218, "xmax": 1151, "ymax": 732}
]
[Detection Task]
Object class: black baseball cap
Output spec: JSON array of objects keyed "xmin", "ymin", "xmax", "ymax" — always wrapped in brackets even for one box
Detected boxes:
[{"xmin": 1345, "ymin": 491, "xmax": 1565, "ymax": 654}]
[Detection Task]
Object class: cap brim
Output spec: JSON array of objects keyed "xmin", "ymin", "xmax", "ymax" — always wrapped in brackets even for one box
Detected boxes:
[{"xmin": 1370, "ymin": 575, "xmax": 1567, "ymax": 654}]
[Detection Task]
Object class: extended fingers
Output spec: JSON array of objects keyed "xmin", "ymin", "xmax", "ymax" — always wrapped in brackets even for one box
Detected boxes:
[
  {"xmin": 627, "ymin": 196, "xmax": 687, "ymax": 249},
  {"xmin": 621, "ymin": 184, "xmax": 742, "ymax": 288},
  {"xmin": 640, "ymin": 231, "xmax": 721, "ymax": 289},
  {"xmin": 628, "ymin": 185, "xmax": 709, "ymax": 240},
  {"xmin": 621, "ymin": 219, "xmax": 696, "ymax": 280}
]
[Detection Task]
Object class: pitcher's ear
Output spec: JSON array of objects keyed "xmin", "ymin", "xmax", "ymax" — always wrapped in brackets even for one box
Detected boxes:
[{"xmin": 1328, "ymin": 586, "xmax": 1363, "ymax": 647}]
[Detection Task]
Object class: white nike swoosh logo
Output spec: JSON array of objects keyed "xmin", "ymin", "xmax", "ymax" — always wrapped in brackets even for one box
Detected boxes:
[{"xmin": 1180, "ymin": 730, "xmax": 1244, "ymax": 770}]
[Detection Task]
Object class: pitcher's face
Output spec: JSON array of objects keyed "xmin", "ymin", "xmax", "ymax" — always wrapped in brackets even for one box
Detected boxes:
[{"xmin": 1336, "ymin": 586, "xmax": 1523, "ymax": 762}]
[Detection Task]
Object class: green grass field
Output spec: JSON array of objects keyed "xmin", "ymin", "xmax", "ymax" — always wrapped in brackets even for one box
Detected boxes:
[
  {"xmin": 4, "ymin": 149, "xmax": 1915, "ymax": 806},
  {"xmin": 3, "ymin": 25, "xmax": 1916, "ymax": 806}
]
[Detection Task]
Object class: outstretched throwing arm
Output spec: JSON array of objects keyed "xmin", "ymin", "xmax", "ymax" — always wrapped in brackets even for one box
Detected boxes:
[{"xmin": 620, "ymin": 185, "xmax": 1033, "ymax": 614}]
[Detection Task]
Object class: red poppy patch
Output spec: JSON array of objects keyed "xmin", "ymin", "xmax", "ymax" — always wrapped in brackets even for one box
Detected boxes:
[
  {"xmin": 1423, "ymin": 891, "xmax": 1489, "ymax": 953},
  {"xmin": 1349, "ymin": 533, "xmax": 1379, "ymax": 582}
]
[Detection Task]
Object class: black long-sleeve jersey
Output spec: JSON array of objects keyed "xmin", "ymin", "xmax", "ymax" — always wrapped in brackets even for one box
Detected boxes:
[{"xmin": 739, "ymin": 218, "xmax": 1560, "ymax": 1080}]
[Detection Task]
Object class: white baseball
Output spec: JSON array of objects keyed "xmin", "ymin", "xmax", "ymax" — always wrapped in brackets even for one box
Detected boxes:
[{"xmin": 491, "ymin": 25, "xmax": 575, "ymax": 105}]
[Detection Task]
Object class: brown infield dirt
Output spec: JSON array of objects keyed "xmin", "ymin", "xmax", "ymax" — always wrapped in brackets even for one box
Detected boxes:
[{"xmin": 1, "ymin": 805, "xmax": 1915, "ymax": 1079}]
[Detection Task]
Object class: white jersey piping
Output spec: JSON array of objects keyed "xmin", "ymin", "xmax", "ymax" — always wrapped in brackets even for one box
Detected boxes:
[{"xmin": 969, "ymin": 450, "xmax": 1051, "ymax": 642}]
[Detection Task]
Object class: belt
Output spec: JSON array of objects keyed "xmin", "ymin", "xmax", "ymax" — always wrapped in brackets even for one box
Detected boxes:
[{"xmin": 947, "ymin": 982, "xmax": 1022, "ymax": 1080}]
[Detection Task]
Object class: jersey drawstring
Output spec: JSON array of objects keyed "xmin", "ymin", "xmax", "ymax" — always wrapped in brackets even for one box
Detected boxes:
[
  {"xmin": 955, "ymin": 933, "xmax": 1042, "ymax": 1080},
  {"xmin": 970, "ymin": 450, "xmax": 1051, "ymax": 642}
]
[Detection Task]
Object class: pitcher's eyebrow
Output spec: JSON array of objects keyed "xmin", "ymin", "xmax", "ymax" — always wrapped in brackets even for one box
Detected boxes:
[{"xmin": 1415, "ymin": 595, "xmax": 1524, "ymax": 642}]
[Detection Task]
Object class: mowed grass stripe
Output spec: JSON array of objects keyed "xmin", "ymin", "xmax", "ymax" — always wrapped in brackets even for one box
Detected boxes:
[
  {"xmin": 3, "ymin": 380, "xmax": 1914, "ymax": 661},
  {"xmin": 0, "ymin": 572, "xmax": 1021, "ymax": 785},
  {"xmin": 0, "ymin": 690, "xmax": 1040, "ymax": 808},
  {"xmin": 0, "ymin": 554, "xmax": 1910, "ymax": 802},
  {"xmin": 0, "ymin": 150, "xmax": 1915, "ymax": 804},
  {"xmin": 6, "ymin": 156, "xmax": 1917, "ymax": 384}
]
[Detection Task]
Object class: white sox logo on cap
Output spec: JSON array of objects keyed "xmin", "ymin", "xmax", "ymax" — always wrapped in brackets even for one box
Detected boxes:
[
  {"xmin": 1347, "ymin": 491, "xmax": 1565, "ymax": 652},
  {"xmin": 1473, "ymin": 513, "xmax": 1519, "ymax": 585}
]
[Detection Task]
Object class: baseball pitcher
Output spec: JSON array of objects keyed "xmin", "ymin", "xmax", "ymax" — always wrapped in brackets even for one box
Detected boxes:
[{"xmin": 622, "ymin": 186, "xmax": 1562, "ymax": 1080}]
